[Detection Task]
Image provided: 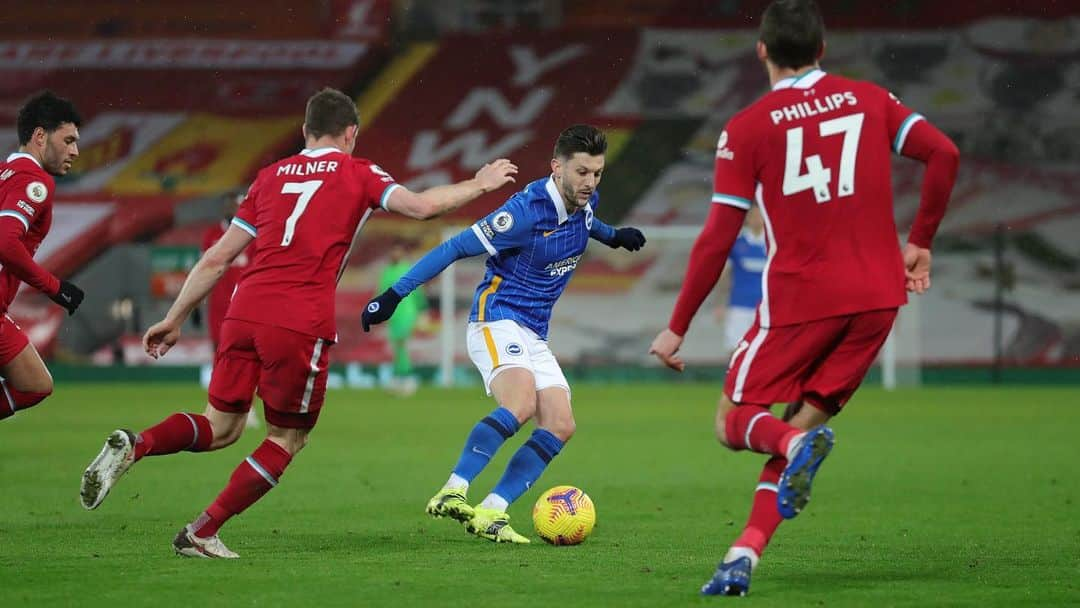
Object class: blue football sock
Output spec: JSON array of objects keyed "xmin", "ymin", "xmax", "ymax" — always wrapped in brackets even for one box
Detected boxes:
[
  {"xmin": 490, "ymin": 428, "xmax": 564, "ymax": 506},
  {"xmin": 451, "ymin": 407, "xmax": 520, "ymax": 482}
]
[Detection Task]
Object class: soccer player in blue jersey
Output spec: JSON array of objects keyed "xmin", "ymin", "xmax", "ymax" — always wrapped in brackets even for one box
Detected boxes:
[
  {"xmin": 362, "ymin": 124, "xmax": 646, "ymax": 543},
  {"xmin": 716, "ymin": 206, "xmax": 767, "ymax": 355}
]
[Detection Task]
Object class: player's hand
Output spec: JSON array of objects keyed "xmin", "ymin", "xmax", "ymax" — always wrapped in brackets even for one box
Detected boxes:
[
  {"xmin": 649, "ymin": 328, "xmax": 685, "ymax": 372},
  {"xmin": 474, "ymin": 158, "xmax": 518, "ymax": 193},
  {"xmin": 903, "ymin": 243, "xmax": 932, "ymax": 294},
  {"xmin": 49, "ymin": 280, "xmax": 84, "ymax": 316},
  {"xmin": 609, "ymin": 227, "xmax": 647, "ymax": 251},
  {"xmin": 362, "ymin": 288, "xmax": 404, "ymax": 332},
  {"xmin": 143, "ymin": 319, "xmax": 181, "ymax": 360}
]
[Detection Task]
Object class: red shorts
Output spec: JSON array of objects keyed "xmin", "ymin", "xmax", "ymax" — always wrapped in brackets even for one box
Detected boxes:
[
  {"xmin": 208, "ymin": 319, "xmax": 332, "ymax": 429},
  {"xmin": 0, "ymin": 314, "xmax": 29, "ymax": 367},
  {"xmin": 724, "ymin": 308, "xmax": 897, "ymax": 415}
]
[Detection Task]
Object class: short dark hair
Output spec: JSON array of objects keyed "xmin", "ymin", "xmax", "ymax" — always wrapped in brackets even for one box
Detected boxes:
[
  {"xmin": 304, "ymin": 87, "xmax": 359, "ymax": 139},
  {"xmin": 17, "ymin": 91, "xmax": 82, "ymax": 145},
  {"xmin": 554, "ymin": 124, "xmax": 607, "ymax": 159},
  {"xmin": 760, "ymin": 0, "xmax": 825, "ymax": 70}
]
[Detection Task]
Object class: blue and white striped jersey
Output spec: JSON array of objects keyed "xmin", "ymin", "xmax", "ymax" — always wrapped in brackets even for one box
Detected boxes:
[
  {"xmin": 467, "ymin": 177, "xmax": 615, "ymax": 339},
  {"xmin": 727, "ymin": 228, "xmax": 767, "ymax": 309}
]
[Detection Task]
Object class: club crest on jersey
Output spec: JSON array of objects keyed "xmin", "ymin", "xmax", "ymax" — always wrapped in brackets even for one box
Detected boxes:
[
  {"xmin": 369, "ymin": 164, "xmax": 395, "ymax": 183},
  {"xmin": 26, "ymin": 181, "xmax": 48, "ymax": 203},
  {"xmin": 492, "ymin": 211, "xmax": 514, "ymax": 233},
  {"xmin": 584, "ymin": 205, "xmax": 593, "ymax": 230},
  {"xmin": 367, "ymin": 302, "xmax": 380, "ymax": 313},
  {"xmin": 505, "ymin": 343, "xmax": 523, "ymax": 356},
  {"xmin": 716, "ymin": 130, "xmax": 734, "ymax": 161}
]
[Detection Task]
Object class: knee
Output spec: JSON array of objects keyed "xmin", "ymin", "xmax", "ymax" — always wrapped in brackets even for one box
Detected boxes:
[
  {"xmin": 268, "ymin": 427, "xmax": 309, "ymax": 456},
  {"xmin": 208, "ymin": 419, "xmax": 244, "ymax": 450},
  {"xmin": 36, "ymin": 377, "xmax": 54, "ymax": 396},
  {"xmin": 289, "ymin": 432, "xmax": 310, "ymax": 455},
  {"xmin": 503, "ymin": 395, "xmax": 537, "ymax": 424},
  {"xmin": 547, "ymin": 417, "xmax": 575, "ymax": 443},
  {"xmin": 714, "ymin": 398, "xmax": 736, "ymax": 450}
]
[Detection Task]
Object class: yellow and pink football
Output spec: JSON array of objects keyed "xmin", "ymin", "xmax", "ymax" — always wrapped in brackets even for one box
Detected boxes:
[{"xmin": 532, "ymin": 485, "xmax": 596, "ymax": 545}]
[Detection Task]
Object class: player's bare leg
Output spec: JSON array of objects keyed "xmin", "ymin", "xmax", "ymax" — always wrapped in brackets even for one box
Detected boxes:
[
  {"xmin": 467, "ymin": 385, "xmax": 572, "ymax": 544},
  {"xmin": 704, "ymin": 394, "xmax": 834, "ymax": 595},
  {"xmin": 176, "ymin": 422, "xmax": 306, "ymax": 558},
  {"xmin": 429, "ymin": 367, "xmax": 534, "ymax": 524},
  {"xmin": 0, "ymin": 342, "xmax": 53, "ymax": 421},
  {"xmin": 81, "ymin": 405, "xmax": 245, "ymax": 510}
]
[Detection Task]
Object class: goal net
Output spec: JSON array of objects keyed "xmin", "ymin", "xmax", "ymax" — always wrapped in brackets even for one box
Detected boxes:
[{"xmin": 433, "ymin": 225, "xmax": 921, "ymax": 389}]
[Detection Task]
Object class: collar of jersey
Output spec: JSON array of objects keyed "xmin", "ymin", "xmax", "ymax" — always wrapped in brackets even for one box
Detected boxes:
[
  {"xmin": 545, "ymin": 177, "xmax": 569, "ymax": 224},
  {"xmin": 772, "ymin": 68, "xmax": 826, "ymax": 91},
  {"xmin": 6, "ymin": 152, "xmax": 42, "ymax": 167},
  {"xmin": 300, "ymin": 147, "xmax": 341, "ymax": 158}
]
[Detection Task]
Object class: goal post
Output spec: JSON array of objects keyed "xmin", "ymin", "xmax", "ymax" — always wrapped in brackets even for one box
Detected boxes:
[{"xmin": 435, "ymin": 225, "xmax": 919, "ymax": 389}]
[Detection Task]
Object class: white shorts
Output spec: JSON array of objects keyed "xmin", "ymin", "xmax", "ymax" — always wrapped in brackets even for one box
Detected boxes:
[
  {"xmin": 466, "ymin": 319, "xmax": 570, "ymax": 397},
  {"xmin": 723, "ymin": 306, "xmax": 757, "ymax": 353}
]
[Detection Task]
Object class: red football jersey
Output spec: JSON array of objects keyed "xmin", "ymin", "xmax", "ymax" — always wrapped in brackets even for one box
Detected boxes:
[
  {"xmin": 201, "ymin": 220, "xmax": 256, "ymax": 345},
  {"xmin": 226, "ymin": 147, "xmax": 399, "ymax": 340},
  {"xmin": 713, "ymin": 69, "xmax": 921, "ymax": 327},
  {"xmin": 0, "ymin": 153, "xmax": 56, "ymax": 315}
]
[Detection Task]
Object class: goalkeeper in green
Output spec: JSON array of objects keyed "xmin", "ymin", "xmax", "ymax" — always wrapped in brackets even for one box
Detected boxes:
[{"xmin": 376, "ymin": 244, "xmax": 427, "ymax": 392}]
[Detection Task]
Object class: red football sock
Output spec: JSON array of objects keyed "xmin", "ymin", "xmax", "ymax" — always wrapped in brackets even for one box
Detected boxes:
[
  {"xmin": 724, "ymin": 405, "xmax": 801, "ymax": 457},
  {"xmin": 192, "ymin": 439, "xmax": 293, "ymax": 538},
  {"xmin": 733, "ymin": 456, "xmax": 786, "ymax": 556},
  {"xmin": 0, "ymin": 380, "xmax": 51, "ymax": 420},
  {"xmin": 134, "ymin": 413, "xmax": 213, "ymax": 460}
]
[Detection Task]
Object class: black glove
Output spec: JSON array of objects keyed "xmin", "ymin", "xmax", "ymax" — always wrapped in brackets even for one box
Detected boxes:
[
  {"xmin": 361, "ymin": 288, "xmax": 403, "ymax": 332},
  {"xmin": 49, "ymin": 280, "xmax": 84, "ymax": 316},
  {"xmin": 609, "ymin": 227, "xmax": 646, "ymax": 251}
]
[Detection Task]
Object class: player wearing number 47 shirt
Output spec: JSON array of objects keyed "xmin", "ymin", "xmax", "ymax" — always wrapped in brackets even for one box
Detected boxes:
[
  {"xmin": 0, "ymin": 91, "xmax": 85, "ymax": 423},
  {"xmin": 80, "ymin": 87, "xmax": 519, "ymax": 559},
  {"xmin": 363, "ymin": 124, "xmax": 646, "ymax": 544},
  {"xmin": 649, "ymin": 0, "xmax": 959, "ymax": 597}
]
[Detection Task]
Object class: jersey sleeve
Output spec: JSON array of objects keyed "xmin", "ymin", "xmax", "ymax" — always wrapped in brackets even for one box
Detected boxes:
[
  {"xmin": 884, "ymin": 89, "xmax": 925, "ymax": 156},
  {"xmin": 355, "ymin": 161, "xmax": 402, "ymax": 211},
  {"xmin": 0, "ymin": 173, "xmax": 47, "ymax": 235},
  {"xmin": 469, "ymin": 196, "xmax": 534, "ymax": 255},
  {"xmin": 231, "ymin": 179, "xmax": 259, "ymax": 237},
  {"xmin": 711, "ymin": 119, "xmax": 757, "ymax": 211}
]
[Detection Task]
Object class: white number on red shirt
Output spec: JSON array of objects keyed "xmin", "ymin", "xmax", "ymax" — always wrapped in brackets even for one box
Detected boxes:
[{"xmin": 783, "ymin": 113, "xmax": 864, "ymax": 203}]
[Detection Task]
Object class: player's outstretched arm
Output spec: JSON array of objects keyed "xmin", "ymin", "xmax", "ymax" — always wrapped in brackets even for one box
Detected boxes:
[
  {"xmin": 384, "ymin": 159, "xmax": 518, "ymax": 220},
  {"xmin": 650, "ymin": 203, "xmax": 744, "ymax": 371},
  {"xmin": 144, "ymin": 225, "xmax": 252, "ymax": 359},
  {"xmin": 0, "ymin": 216, "xmax": 85, "ymax": 315},
  {"xmin": 589, "ymin": 219, "xmax": 647, "ymax": 252},
  {"xmin": 361, "ymin": 226, "xmax": 490, "ymax": 331}
]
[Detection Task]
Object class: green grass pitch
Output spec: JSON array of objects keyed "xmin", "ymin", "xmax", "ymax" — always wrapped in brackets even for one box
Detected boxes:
[{"xmin": 2, "ymin": 383, "xmax": 1078, "ymax": 607}]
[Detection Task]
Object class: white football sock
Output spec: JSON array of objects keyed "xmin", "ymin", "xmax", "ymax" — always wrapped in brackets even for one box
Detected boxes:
[
  {"xmin": 724, "ymin": 546, "xmax": 760, "ymax": 571},
  {"xmin": 785, "ymin": 432, "xmax": 807, "ymax": 462},
  {"xmin": 444, "ymin": 473, "xmax": 469, "ymax": 490},
  {"xmin": 479, "ymin": 494, "xmax": 509, "ymax": 512}
]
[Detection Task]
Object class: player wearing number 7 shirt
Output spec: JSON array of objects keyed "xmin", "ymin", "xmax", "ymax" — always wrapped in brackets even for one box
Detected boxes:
[
  {"xmin": 649, "ymin": 0, "xmax": 959, "ymax": 596},
  {"xmin": 79, "ymin": 87, "xmax": 518, "ymax": 558}
]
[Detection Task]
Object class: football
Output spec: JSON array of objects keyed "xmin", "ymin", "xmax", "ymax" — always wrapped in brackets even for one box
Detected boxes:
[{"xmin": 532, "ymin": 485, "xmax": 596, "ymax": 545}]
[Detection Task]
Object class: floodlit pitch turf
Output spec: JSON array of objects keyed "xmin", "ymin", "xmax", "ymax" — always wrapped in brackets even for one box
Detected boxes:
[{"xmin": 2, "ymin": 383, "xmax": 1077, "ymax": 607}]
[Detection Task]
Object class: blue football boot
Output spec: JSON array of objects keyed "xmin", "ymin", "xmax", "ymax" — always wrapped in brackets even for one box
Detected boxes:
[
  {"xmin": 700, "ymin": 556, "xmax": 752, "ymax": 596},
  {"xmin": 777, "ymin": 425, "xmax": 835, "ymax": 519}
]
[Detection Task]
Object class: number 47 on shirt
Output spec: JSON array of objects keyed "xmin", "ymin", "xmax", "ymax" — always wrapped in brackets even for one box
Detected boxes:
[{"xmin": 783, "ymin": 113, "xmax": 864, "ymax": 204}]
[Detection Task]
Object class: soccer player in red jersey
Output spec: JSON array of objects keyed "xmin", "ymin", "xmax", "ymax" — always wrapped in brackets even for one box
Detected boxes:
[
  {"xmin": 649, "ymin": 0, "xmax": 959, "ymax": 596},
  {"xmin": 80, "ymin": 88, "xmax": 519, "ymax": 558},
  {"xmin": 0, "ymin": 91, "xmax": 85, "ymax": 422},
  {"xmin": 200, "ymin": 190, "xmax": 261, "ymax": 428}
]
